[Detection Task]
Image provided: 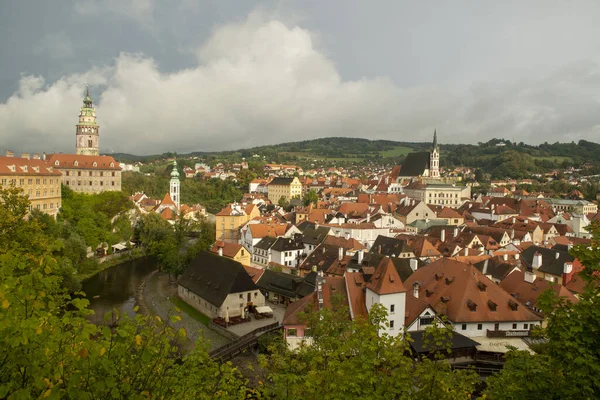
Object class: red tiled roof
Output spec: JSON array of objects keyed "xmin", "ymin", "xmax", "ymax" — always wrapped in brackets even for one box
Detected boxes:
[
  {"xmin": 210, "ymin": 241, "xmax": 244, "ymax": 258},
  {"xmin": 0, "ymin": 156, "xmax": 62, "ymax": 176},
  {"xmin": 47, "ymin": 154, "xmax": 120, "ymax": 170}
]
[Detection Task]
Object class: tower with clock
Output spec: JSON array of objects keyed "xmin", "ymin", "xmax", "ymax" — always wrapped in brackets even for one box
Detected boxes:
[{"xmin": 75, "ymin": 87, "xmax": 100, "ymax": 156}]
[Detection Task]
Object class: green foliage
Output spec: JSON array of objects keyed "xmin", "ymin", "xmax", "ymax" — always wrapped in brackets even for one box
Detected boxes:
[
  {"xmin": 258, "ymin": 302, "xmax": 479, "ymax": 399},
  {"xmin": 0, "ymin": 188, "xmax": 246, "ymax": 398},
  {"xmin": 169, "ymin": 296, "xmax": 210, "ymax": 326},
  {"xmin": 485, "ymin": 222, "xmax": 600, "ymax": 399},
  {"xmin": 302, "ymin": 189, "xmax": 319, "ymax": 207}
]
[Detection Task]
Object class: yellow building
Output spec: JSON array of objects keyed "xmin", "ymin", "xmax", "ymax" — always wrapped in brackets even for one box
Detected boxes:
[
  {"xmin": 267, "ymin": 177, "xmax": 302, "ymax": 203},
  {"xmin": 215, "ymin": 202, "xmax": 260, "ymax": 243},
  {"xmin": 0, "ymin": 152, "xmax": 62, "ymax": 218},
  {"xmin": 210, "ymin": 241, "xmax": 251, "ymax": 266}
]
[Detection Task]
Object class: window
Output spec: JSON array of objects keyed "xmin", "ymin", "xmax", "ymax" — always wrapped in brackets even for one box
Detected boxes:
[
  {"xmin": 239, "ymin": 294, "xmax": 243, "ymax": 299},
  {"xmin": 78, "ymin": 171, "xmax": 81, "ymax": 176},
  {"xmin": 420, "ymin": 317, "xmax": 434, "ymax": 326},
  {"xmin": 512, "ymin": 323, "xmax": 517, "ymax": 329},
  {"xmin": 43, "ymin": 179, "xmax": 46, "ymax": 184},
  {"xmin": 36, "ymin": 179, "xmax": 40, "ymax": 184},
  {"xmin": 494, "ymin": 323, "xmax": 499, "ymax": 331},
  {"xmin": 28, "ymin": 179, "xmax": 32, "ymax": 184},
  {"xmin": 254, "ymin": 292, "xmax": 258, "ymax": 298},
  {"xmin": 19, "ymin": 179, "xmax": 24, "ymax": 185},
  {"xmin": 461, "ymin": 324, "xmax": 467, "ymax": 331},
  {"xmin": 524, "ymin": 323, "xmax": 528, "ymax": 329},
  {"xmin": 89, "ymin": 171, "xmax": 93, "ymax": 176},
  {"xmin": 390, "ymin": 304, "xmax": 395, "ymax": 314},
  {"xmin": 389, "ymin": 320, "xmax": 394, "ymax": 329},
  {"xmin": 287, "ymin": 328, "xmax": 297, "ymax": 337},
  {"xmin": 477, "ymin": 324, "xmax": 483, "ymax": 330}
]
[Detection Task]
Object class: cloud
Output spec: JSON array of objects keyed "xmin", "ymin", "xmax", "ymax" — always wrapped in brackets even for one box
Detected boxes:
[{"xmin": 1, "ymin": 14, "xmax": 599, "ymax": 155}]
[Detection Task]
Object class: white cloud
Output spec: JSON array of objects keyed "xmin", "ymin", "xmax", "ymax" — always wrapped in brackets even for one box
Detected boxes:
[{"xmin": 1, "ymin": 14, "xmax": 600, "ymax": 155}]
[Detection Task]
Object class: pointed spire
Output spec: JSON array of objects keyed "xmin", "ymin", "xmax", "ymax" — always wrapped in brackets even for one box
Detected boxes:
[
  {"xmin": 170, "ymin": 159, "xmax": 180, "ymax": 178},
  {"xmin": 83, "ymin": 86, "xmax": 93, "ymax": 107},
  {"xmin": 432, "ymin": 128, "xmax": 438, "ymax": 150}
]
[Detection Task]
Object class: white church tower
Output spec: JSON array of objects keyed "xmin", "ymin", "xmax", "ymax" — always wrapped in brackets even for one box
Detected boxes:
[
  {"xmin": 170, "ymin": 159, "xmax": 180, "ymax": 210},
  {"xmin": 429, "ymin": 129, "xmax": 440, "ymax": 179}
]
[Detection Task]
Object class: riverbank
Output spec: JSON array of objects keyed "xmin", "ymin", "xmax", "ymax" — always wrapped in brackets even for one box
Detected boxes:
[
  {"xmin": 75, "ymin": 248, "xmax": 146, "ymax": 282},
  {"xmin": 141, "ymin": 270, "xmax": 230, "ymax": 352}
]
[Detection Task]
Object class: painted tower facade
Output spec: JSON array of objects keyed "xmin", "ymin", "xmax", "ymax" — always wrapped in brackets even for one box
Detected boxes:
[
  {"xmin": 75, "ymin": 87, "xmax": 100, "ymax": 156},
  {"xmin": 170, "ymin": 159, "xmax": 180, "ymax": 210},
  {"xmin": 429, "ymin": 129, "xmax": 440, "ymax": 178}
]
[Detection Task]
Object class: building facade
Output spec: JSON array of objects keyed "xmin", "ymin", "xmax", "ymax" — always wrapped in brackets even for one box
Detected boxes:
[
  {"xmin": 47, "ymin": 154, "xmax": 121, "ymax": 194},
  {"xmin": 0, "ymin": 153, "xmax": 62, "ymax": 218},
  {"xmin": 267, "ymin": 177, "xmax": 302, "ymax": 203},
  {"xmin": 215, "ymin": 202, "xmax": 260, "ymax": 243},
  {"xmin": 403, "ymin": 182, "xmax": 471, "ymax": 209},
  {"xmin": 76, "ymin": 87, "xmax": 100, "ymax": 156}
]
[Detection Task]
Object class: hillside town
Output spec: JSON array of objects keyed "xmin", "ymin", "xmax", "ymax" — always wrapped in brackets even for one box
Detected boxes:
[{"xmin": 1, "ymin": 87, "xmax": 599, "ymax": 397}]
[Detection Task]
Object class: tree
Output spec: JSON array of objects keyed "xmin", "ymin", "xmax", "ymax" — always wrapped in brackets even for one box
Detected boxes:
[
  {"xmin": 0, "ymin": 189, "xmax": 246, "ymax": 398},
  {"xmin": 485, "ymin": 221, "xmax": 600, "ymax": 399},
  {"xmin": 278, "ymin": 196, "xmax": 290, "ymax": 209},
  {"xmin": 258, "ymin": 301, "xmax": 479, "ymax": 399},
  {"xmin": 302, "ymin": 189, "xmax": 319, "ymax": 207}
]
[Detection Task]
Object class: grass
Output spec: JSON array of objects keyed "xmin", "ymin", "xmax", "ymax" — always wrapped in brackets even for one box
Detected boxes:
[
  {"xmin": 379, "ymin": 146, "xmax": 414, "ymax": 158},
  {"xmin": 170, "ymin": 296, "xmax": 211, "ymax": 326}
]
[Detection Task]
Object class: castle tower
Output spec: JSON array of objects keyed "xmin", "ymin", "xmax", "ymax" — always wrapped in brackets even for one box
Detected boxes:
[
  {"xmin": 429, "ymin": 129, "xmax": 440, "ymax": 178},
  {"xmin": 75, "ymin": 87, "xmax": 100, "ymax": 156},
  {"xmin": 170, "ymin": 159, "xmax": 180, "ymax": 210}
]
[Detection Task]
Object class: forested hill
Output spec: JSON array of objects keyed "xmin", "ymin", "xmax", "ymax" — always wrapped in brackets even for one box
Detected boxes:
[{"xmin": 111, "ymin": 137, "xmax": 600, "ymax": 169}]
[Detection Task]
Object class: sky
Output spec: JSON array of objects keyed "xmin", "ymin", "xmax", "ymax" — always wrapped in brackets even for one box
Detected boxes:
[{"xmin": 1, "ymin": 0, "xmax": 600, "ymax": 155}]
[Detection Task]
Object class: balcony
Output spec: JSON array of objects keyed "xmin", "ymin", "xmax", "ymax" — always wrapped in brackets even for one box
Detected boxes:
[{"xmin": 486, "ymin": 329, "xmax": 531, "ymax": 338}]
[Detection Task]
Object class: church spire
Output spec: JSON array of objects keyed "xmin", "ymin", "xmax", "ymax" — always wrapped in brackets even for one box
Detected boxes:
[
  {"xmin": 432, "ymin": 128, "xmax": 438, "ymax": 150},
  {"xmin": 83, "ymin": 86, "xmax": 93, "ymax": 108}
]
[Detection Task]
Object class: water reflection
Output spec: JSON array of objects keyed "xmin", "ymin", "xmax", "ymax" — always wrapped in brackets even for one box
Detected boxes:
[{"xmin": 81, "ymin": 256, "xmax": 158, "ymax": 325}]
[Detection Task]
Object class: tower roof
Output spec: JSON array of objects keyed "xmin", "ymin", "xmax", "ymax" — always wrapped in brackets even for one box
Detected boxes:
[
  {"xmin": 83, "ymin": 86, "xmax": 93, "ymax": 107},
  {"xmin": 170, "ymin": 159, "xmax": 180, "ymax": 178},
  {"xmin": 432, "ymin": 129, "xmax": 438, "ymax": 150}
]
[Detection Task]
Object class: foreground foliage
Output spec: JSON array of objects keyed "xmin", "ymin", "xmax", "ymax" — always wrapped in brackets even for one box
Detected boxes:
[{"xmin": 484, "ymin": 222, "xmax": 600, "ymax": 399}]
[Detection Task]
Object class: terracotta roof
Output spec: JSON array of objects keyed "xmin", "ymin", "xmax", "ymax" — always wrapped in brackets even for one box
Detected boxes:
[
  {"xmin": 159, "ymin": 207, "xmax": 176, "ymax": 220},
  {"xmin": 46, "ymin": 154, "xmax": 120, "ymax": 170},
  {"xmin": 248, "ymin": 223, "xmax": 288, "ymax": 239},
  {"xmin": 210, "ymin": 241, "xmax": 244, "ymax": 258},
  {"xmin": 499, "ymin": 270, "xmax": 578, "ymax": 312},
  {"xmin": 404, "ymin": 293, "xmax": 431, "ymax": 327},
  {"xmin": 365, "ymin": 258, "xmax": 406, "ymax": 295},
  {"xmin": 160, "ymin": 192, "xmax": 175, "ymax": 206},
  {"xmin": 437, "ymin": 207, "xmax": 462, "ymax": 219},
  {"xmin": 243, "ymin": 265, "xmax": 265, "ymax": 283},
  {"xmin": 322, "ymin": 235, "xmax": 367, "ymax": 250},
  {"xmin": 404, "ymin": 258, "xmax": 542, "ymax": 323},
  {"xmin": 0, "ymin": 156, "xmax": 62, "ymax": 176},
  {"xmin": 344, "ymin": 272, "xmax": 368, "ymax": 320}
]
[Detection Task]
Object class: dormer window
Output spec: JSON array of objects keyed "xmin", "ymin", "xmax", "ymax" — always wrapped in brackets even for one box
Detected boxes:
[
  {"xmin": 508, "ymin": 300, "xmax": 519, "ymax": 311},
  {"xmin": 441, "ymin": 296, "xmax": 450, "ymax": 303},
  {"xmin": 55, "ymin": 160, "xmax": 59, "ymax": 166},
  {"xmin": 74, "ymin": 161, "xmax": 79, "ymax": 167},
  {"xmin": 487, "ymin": 300, "xmax": 497, "ymax": 311},
  {"xmin": 435, "ymin": 272, "xmax": 444, "ymax": 281},
  {"xmin": 93, "ymin": 162, "xmax": 97, "ymax": 167},
  {"xmin": 445, "ymin": 277, "xmax": 454, "ymax": 285},
  {"xmin": 32, "ymin": 166, "xmax": 39, "ymax": 173},
  {"xmin": 467, "ymin": 300, "xmax": 477, "ymax": 312},
  {"xmin": 110, "ymin": 162, "xmax": 114, "ymax": 167},
  {"xmin": 477, "ymin": 282, "xmax": 487, "ymax": 292},
  {"xmin": 7, "ymin": 165, "xmax": 15, "ymax": 172},
  {"xmin": 425, "ymin": 289, "xmax": 434, "ymax": 297}
]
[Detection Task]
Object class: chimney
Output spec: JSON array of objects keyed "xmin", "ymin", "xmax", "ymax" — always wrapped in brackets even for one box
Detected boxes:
[
  {"xmin": 482, "ymin": 259, "xmax": 489, "ymax": 274},
  {"xmin": 524, "ymin": 271, "xmax": 536, "ymax": 283},
  {"xmin": 41, "ymin": 152, "xmax": 46, "ymax": 160},
  {"xmin": 564, "ymin": 262, "xmax": 573, "ymax": 274},
  {"xmin": 366, "ymin": 213, "xmax": 371, "ymax": 223},
  {"xmin": 314, "ymin": 222, "xmax": 319, "ymax": 230},
  {"xmin": 412, "ymin": 282, "xmax": 419, "ymax": 298},
  {"xmin": 515, "ymin": 253, "xmax": 520, "ymax": 260},
  {"xmin": 512, "ymin": 217, "xmax": 516, "ymax": 224},
  {"xmin": 316, "ymin": 272, "xmax": 324, "ymax": 310},
  {"xmin": 567, "ymin": 241, "xmax": 573, "ymax": 251},
  {"xmin": 338, "ymin": 247, "xmax": 344, "ymax": 261},
  {"xmin": 409, "ymin": 258, "xmax": 418, "ymax": 272},
  {"xmin": 464, "ymin": 247, "xmax": 468, "ymax": 256},
  {"xmin": 33, "ymin": 153, "xmax": 40, "ymax": 160},
  {"xmin": 440, "ymin": 229, "xmax": 446, "ymax": 242},
  {"xmin": 344, "ymin": 232, "xmax": 350, "ymax": 240},
  {"xmin": 312, "ymin": 265, "xmax": 317, "ymax": 272},
  {"xmin": 453, "ymin": 227, "xmax": 459, "ymax": 238},
  {"xmin": 5, "ymin": 150, "xmax": 14, "ymax": 157},
  {"xmin": 357, "ymin": 249, "xmax": 364, "ymax": 265},
  {"xmin": 532, "ymin": 252, "xmax": 542, "ymax": 269},
  {"xmin": 555, "ymin": 252, "xmax": 560, "ymax": 260},
  {"xmin": 21, "ymin": 153, "xmax": 30, "ymax": 160},
  {"xmin": 503, "ymin": 253, "xmax": 508, "ymax": 261}
]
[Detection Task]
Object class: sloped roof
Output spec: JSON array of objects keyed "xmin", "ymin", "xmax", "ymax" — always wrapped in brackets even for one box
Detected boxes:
[
  {"xmin": 404, "ymin": 258, "xmax": 542, "ymax": 323},
  {"xmin": 178, "ymin": 252, "xmax": 258, "ymax": 307},
  {"xmin": 370, "ymin": 235, "xmax": 414, "ymax": 257},
  {"xmin": 269, "ymin": 177, "xmax": 295, "ymax": 186},
  {"xmin": 210, "ymin": 241, "xmax": 245, "ymax": 258},
  {"xmin": 399, "ymin": 152, "xmax": 430, "ymax": 177},
  {"xmin": 521, "ymin": 246, "xmax": 574, "ymax": 277},
  {"xmin": 0, "ymin": 156, "xmax": 62, "ymax": 176},
  {"xmin": 409, "ymin": 330, "xmax": 480, "ymax": 354},
  {"xmin": 365, "ymin": 258, "xmax": 406, "ymax": 295},
  {"xmin": 46, "ymin": 153, "xmax": 120, "ymax": 170}
]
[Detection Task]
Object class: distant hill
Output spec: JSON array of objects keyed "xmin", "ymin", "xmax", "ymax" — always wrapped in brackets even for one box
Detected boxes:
[{"xmin": 109, "ymin": 137, "xmax": 600, "ymax": 176}]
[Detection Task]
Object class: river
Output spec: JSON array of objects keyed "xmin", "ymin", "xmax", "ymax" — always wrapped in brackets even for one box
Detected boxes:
[{"xmin": 81, "ymin": 256, "xmax": 158, "ymax": 325}]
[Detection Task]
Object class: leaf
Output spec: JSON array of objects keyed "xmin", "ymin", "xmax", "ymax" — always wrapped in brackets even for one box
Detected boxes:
[
  {"xmin": 43, "ymin": 389, "xmax": 52, "ymax": 398},
  {"xmin": 178, "ymin": 328, "xmax": 187, "ymax": 338},
  {"xmin": 133, "ymin": 305, "xmax": 139, "ymax": 312},
  {"xmin": 79, "ymin": 348, "xmax": 88, "ymax": 358},
  {"xmin": 135, "ymin": 334, "xmax": 142, "ymax": 346},
  {"xmin": 99, "ymin": 347, "xmax": 107, "ymax": 357},
  {"xmin": 1, "ymin": 299, "xmax": 9, "ymax": 309}
]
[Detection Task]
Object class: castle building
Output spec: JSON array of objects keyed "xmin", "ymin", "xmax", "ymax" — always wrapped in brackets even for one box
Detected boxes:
[
  {"xmin": 0, "ymin": 151, "xmax": 62, "ymax": 218},
  {"xmin": 76, "ymin": 87, "xmax": 100, "ymax": 156},
  {"xmin": 48, "ymin": 88, "xmax": 121, "ymax": 194},
  {"xmin": 395, "ymin": 130, "xmax": 441, "ymax": 180},
  {"xmin": 170, "ymin": 159, "xmax": 180, "ymax": 210}
]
